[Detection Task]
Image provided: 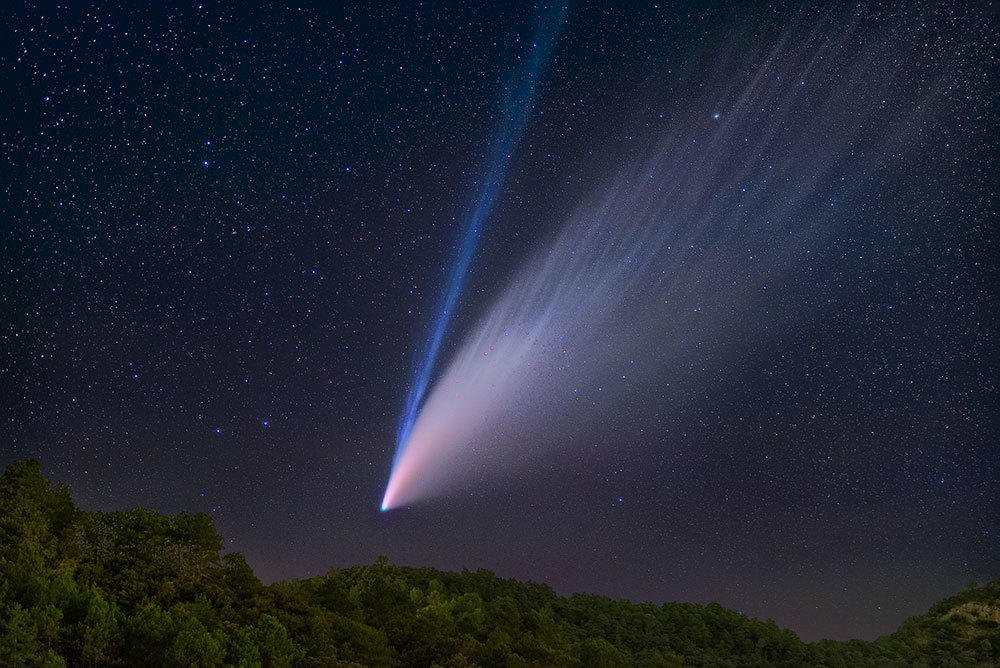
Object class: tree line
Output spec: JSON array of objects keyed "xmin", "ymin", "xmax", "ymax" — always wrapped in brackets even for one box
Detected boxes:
[{"xmin": 1, "ymin": 459, "xmax": 997, "ymax": 667}]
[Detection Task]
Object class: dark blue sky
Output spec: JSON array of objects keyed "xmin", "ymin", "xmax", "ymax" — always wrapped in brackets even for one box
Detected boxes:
[{"xmin": 2, "ymin": 0, "xmax": 995, "ymax": 642}]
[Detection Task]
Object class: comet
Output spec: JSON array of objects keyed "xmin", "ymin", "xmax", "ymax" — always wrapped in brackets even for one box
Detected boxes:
[
  {"xmin": 384, "ymin": 5, "xmax": 567, "ymax": 510},
  {"xmin": 382, "ymin": 7, "xmax": 927, "ymax": 510}
]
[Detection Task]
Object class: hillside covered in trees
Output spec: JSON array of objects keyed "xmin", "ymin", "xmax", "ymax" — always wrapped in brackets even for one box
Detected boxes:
[{"xmin": 1, "ymin": 459, "xmax": 997, "ymax": 667}]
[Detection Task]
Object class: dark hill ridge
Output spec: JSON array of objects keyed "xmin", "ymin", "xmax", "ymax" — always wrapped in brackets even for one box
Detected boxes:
[{"xmin": 1, "ymin": 458, "xmax": 997, "ymax": 667}]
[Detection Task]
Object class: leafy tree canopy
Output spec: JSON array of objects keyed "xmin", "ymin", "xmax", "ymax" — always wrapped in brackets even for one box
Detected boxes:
[{"xmin": 1, "ymin": 460, "xmax": 997, "ymax": 667}]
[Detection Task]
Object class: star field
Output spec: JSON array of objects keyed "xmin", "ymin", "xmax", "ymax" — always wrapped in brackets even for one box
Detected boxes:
[{"xmin": 2, "ymin": 0, "xmax": 996, "ymax": 642}]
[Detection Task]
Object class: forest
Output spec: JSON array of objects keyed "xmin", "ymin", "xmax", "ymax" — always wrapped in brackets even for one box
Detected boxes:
[{"xmin": 1, "ymin": 459, "xmax": 997, "ymax": 667}]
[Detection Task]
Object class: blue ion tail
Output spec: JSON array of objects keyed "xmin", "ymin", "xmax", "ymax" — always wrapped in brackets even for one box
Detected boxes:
[{"xmin": 382, "ymin": 5, "xmax": 568, "ymax": 511}]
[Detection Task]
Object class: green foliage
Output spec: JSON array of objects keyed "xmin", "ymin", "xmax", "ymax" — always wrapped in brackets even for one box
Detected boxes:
[
  {"xmin": 0, "ymin": 458, "xmax": 997, "ymax": 668},
  {"xmin": 164, "ymin": 615, "xmax": 225, "ymax": 667},
  {"xmin": 0, "ymin": 603, "xmax": 66, "ymax": 667},
  {"xmin": 580, "ymin": 637, "xmax": 627, "ymax": 668},
  {"xmin": 254, "ymin": 614, "xmax": 301, "ymax": 667}
]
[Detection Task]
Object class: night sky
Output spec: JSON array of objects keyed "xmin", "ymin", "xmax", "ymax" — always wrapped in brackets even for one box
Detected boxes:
[{"xmin": 3, "ymin": 0, "xmax": 996, "ymax": 643}]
